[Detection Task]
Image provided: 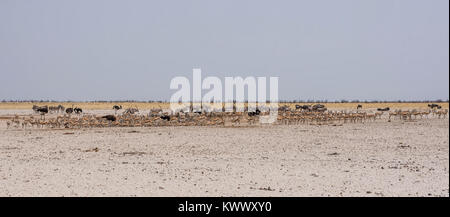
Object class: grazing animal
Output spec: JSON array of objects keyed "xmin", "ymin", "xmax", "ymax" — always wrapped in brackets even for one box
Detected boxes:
[
  {"xmin": 248, "ymin": 109, "xmax": 261, "ymax": 116},
  {"xmin": 113, "ymin": 105, "xmax": 122, "ymax": 110},
  {"xmin": 377, "ymin": 107, "xmax": 390, "ymax": 111},
  {"xmin": 74, "ymin": 107, "xmax": 83, "ymax": 114},
  {"xmin": 101, "ymin": 115, "xmax": 116, "ymax": 122},
  {"xmin": 357, "ymin": 104, "xmax": 362, "ymax": 109},
  {"xmin": 36, "ymin": 106, "xmax": 49, "ymax": 119},
  {"xmin": 296, "ymin": 105, "xmax": 311, "ymax": 111},
  {"xmin": 66, "ymin": 108, "xmax": 73, "ymax": 114},
  {"xmin": 428, "ymin": 104, "xmax": 440, "ymax": 109},
  {"xmin": 160, "ymin": 115, "xmax": 171, "ymax": 121}
]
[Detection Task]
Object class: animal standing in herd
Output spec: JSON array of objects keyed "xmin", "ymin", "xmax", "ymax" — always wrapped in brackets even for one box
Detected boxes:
[{"xmin": 3, "ymin": 103, "xmax": 448, "ymax": 129}]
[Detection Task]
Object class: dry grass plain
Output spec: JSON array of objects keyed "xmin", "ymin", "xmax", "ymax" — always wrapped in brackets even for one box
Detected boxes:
[{"xmin": 0, "ymin": 102, "xmax": 448, "ymax": 197}]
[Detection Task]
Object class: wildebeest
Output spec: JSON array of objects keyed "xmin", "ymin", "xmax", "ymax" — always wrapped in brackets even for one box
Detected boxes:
[
  {"xmin": 377, "ymin": 107, "xmax": 390, "ymax": 111},
  {"xmin": 101, "ymin": 115, "xmax": 116, "ymax": 122},
  {"xmin": 357, "ymin": 104, "xmax": 362, "ymax": 109}
]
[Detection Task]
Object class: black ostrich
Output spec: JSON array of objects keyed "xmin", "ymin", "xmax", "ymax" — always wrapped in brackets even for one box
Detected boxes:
[
  {"xmin": 248, "ymin": 108, "xmax": 261, "ymax": 116},
  {"xmin": 65, "ymin": 108, "xmax": 73, "ymax": 114},
  {"xmin": 74, "ymin": 107, "xmax": 83, "ymax": 114},
  {"xmin": 377, "ymin": 107, "xmax": 390, "ymax": 111},
  {"xmin": 160, "ymin": 115, "xmax": 171, "ymax": 121},
  {"xmin": 36, "ymin": 106, "xmax": 49, "ymax": 120},
  {"xmin": 357, "ymin": 104, "xmax": 363, "ymax": 109},
  {"xmin": 66, "ymin": 104, "xmax": 74, "ymax": 114}
]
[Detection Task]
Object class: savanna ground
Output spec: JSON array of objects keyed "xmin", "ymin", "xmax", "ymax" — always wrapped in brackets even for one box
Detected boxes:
[{"xmin": 0, "ymin": 102, "xmax": 448, "ymax": 196}]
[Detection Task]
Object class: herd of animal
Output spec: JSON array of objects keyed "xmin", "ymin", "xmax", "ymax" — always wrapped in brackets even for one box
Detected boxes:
[
  {"xmin": 3, "ymin": 103, "xmax": 448, "ymax": 129},
  {"xmin": 32, "ymin": 105, "xmax": 83, "ymax": 116}
]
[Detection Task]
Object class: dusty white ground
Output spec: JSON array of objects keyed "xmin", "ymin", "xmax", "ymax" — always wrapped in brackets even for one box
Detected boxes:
[{"xmin": 0, "ymin": 111, "xmax": 448, "ymax": 197}]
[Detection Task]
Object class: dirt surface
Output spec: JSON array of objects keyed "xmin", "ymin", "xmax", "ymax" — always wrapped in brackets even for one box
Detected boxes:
[{"xmin": 0, "ymin": 111, "xmax": 448, "ymax": 197}]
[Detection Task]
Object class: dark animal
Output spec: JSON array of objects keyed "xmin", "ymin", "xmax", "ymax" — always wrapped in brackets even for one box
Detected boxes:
[
  {"xmin": 74, "ymin": 107, "xmax": 83, "ymax": 114},
  {"xmin": 428, "ymin": 104, "xmax": 440, "ymax": 109},
  {"xmin": 160, "ymin": 115, "xmax": 171, "ymax": 121},
  {"xmin": 296, "ymin": 105, "xmax": 311, "ymax": 110},
  {"xmin": 101, "ymin": 115, "xmax": 116, "ymax": 122},
  {"xmin": 36, "ymin": 106, "xmax": 49, "ymax": 119},
  {"xmin": 113, "ymin": 105, "xmax": 122, "ymax": 110},
  {"xmin": 377, "ymin": 107, "xmax": 390, "ymax": 111},
  {"xmin": 248, "ymin": 109, "xmax": 261, "ymax": 116},
  {"xmin": 66, "ymin": 108, "xmax": 73, "ymax": 114},
  {"xmin": 298, "ymin": 105, "xmax": 312, "ymax": 111},
  {"xmin": 36, "ymin": 106, "xmax": 49, "ymax": 114},
  {"xmin": 32, "ymin": 105, "xmax": 48, "ymax": 113},
  {"xmin": 357, "ymin": 104, "xmax": 362, "ymax": 109}
]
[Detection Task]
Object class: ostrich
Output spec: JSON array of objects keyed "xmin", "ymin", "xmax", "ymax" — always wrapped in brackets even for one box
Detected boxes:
[
  {"xmin": 74, "ymin": 107, "xmax": 83, "ymax": 114},
  {"xmin": 357, "ymin": 104, "xmax": 363, "ymax": 109},
  {"xmin": 36, "ymin": 106, "xmax": 49, "ymax": 120},
  {"xmin": 160, "ymin": 115, "xmax": 171, "ymax": 121},
  {"xmin": 66, "ymin": 105, "xmax": 74, "ymax": 114}
]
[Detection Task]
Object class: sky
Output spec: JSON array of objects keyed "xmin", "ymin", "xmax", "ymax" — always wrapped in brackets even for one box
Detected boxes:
[{"xmin": 0, "ymin": 0, "xmax": 448, "ymax": 101}]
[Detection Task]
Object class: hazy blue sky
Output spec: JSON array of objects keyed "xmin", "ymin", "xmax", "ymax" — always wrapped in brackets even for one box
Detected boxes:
[{"xmin": 0, "ymin": 0, "xmax": 448, "ymax": 101}]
